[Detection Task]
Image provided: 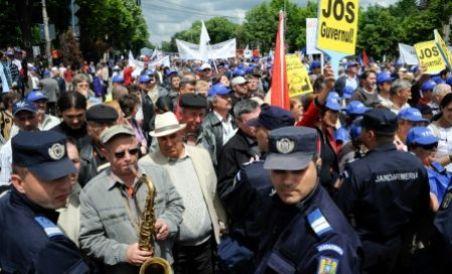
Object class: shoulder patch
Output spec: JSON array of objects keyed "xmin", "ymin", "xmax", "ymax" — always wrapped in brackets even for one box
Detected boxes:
[
  {"xmin": 34, "ymin": 216, "xmax": 64, "ymax": 238},
  {"xmin": 316, "ymin": 243, "xmax": 344, "ymax": 256},
  {"xmin": 317, "ymin": 256, "xmax": 338, "ymax": 274},
  {"xmin": 307, "ymin": 208, "xmax": 333, "ymax": 237}
]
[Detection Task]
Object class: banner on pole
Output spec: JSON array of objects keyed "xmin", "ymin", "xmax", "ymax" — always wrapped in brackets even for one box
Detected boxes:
[
  {"xmin": 176, "ymin": 38, "xmax": 236, "ymax": 60},
  {"xmin": 317, "ymin": 0, "xmax": 359, "ymax": 55},
  {"xmin": 398, "ymin": 43, "xmax": 419, "ymax": 65},
  {"xmin": 306, "ymin": 18, "xmax": 321, "ymax": 55},
  {"xmin": 414, "ymin": 40, "xmax": 446, "ymax": 74},
  {"xmin": 286, "ymin": 54, "xmax": 313, "ymax": 97},
  {"xmin": 434, "ymin": 29, "xmax": 452, "ymax": 71}
]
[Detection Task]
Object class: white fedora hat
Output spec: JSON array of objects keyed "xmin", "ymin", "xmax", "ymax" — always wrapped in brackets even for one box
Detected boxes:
[{"xmin": 150, "ymin": 112, "xmax": 186, "ymax": 137}]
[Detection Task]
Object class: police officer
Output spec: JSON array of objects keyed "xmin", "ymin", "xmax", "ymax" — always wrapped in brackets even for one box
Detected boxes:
[
  {"xmin": 226, "ymin": 126, "xmax": 362, "ymax": 273},
  {"xmin": 336, "ymin": 108, "xmax": 433, "ymax": 274},
  {"xmin": 0, "ymin": 131, "xmax": 91, "ymax": 273}
]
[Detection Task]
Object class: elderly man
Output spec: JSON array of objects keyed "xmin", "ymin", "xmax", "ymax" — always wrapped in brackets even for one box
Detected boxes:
[
  {"xmin": 26, "ymin": 90, "xmax": 60, "ymax": 130},
  {"xmin": 79, "ymin": 125, "xmax": 183, "ymax": 273},
  {"xmin": 389, "ymin": 79, "xmax": 412, "ymax": 114},
  {"xmin": 430, "ymin": 83, "xmax": 452, "ymax": 116},
  {"xmin": 203, "ymin": 83, "xmax": 236, "ymax": 164},
  {"xmin": 230, "ymin": 76, "xmax": 249, "ymax": 107},
  {"xmin": 217, "ymin": 99, "xmax": 260, "ymax": 199},
  {"xmin": 179, "ymin": 77, "xmax": 196, "ymax": 95},
  {"xmin": 179, "ymin": 93, "xmax": 217, "ymax": 165},
  {"xmin": 140, "ymin": 112, "xmax": 226, "ymax": 274},
  {"xmin": 0, "ymin": 100, "xmax": 39, "ymax": 192}
]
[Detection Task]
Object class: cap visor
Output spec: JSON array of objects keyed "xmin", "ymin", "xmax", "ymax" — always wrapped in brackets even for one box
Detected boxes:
[
  {"xmin": 28, "ymin": 158, "xmax": 77, "ymax": 181},
  {"xmin": 149, "ymin": 124, "xmax": 186, "ymax": 137},
  {"xmin": 263, "ymin": 152, "xmax": 314, "ymax": 171},
  {"xmin": 13, "ymin": 108, "xmax": 36, "ymax": 116},
  {"xmin": 246, "ymin": 118, "xmax": 261, "ymax": 127}
]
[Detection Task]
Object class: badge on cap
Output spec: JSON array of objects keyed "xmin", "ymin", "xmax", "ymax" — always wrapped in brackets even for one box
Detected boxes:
[
  {"xmin": 48, "ymin": 143, "xmax": 65, "ymax": 160},
  {"xmin": 276, "ymin": 138, "xmax": 295, "ymax": 154}
]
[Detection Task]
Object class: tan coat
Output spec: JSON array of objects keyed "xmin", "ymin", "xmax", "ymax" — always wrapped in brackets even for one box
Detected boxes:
[{"xmin": 139, "ymin": 144, "xmax": 227, "ymax": 244}]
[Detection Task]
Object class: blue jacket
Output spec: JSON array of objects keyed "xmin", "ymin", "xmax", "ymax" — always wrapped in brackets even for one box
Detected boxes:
[
  {"xmin": 428, "ymin": 162, "xmax": 452, "ymax": 204},
  {"xmin": 0, "ymin": 188, "xmax": 91, "ymax": 273}
]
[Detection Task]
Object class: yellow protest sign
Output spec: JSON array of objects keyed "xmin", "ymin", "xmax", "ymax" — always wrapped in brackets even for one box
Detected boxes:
[
  {"xmin": 414, "ymin": 40, "xmax": 446, "ymax": 75},
  {"xmin": 285, "ymin": 54, "xmax": 313, "ymax": 97},
  {"xmin": 434, "ymin": 29, "xmax": 452, "ymax": 71},
  {"xmin": 317, "ymin": 0, "xmax": 359, "ymax": 55}
]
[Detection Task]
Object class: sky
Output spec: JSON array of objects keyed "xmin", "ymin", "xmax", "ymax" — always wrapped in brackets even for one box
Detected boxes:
[{"xmin": 141, "ymin": 0, "xmax": 398, "ymax": 46}]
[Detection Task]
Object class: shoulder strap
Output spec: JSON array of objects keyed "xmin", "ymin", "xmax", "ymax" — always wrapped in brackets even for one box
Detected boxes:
[
  {"xmin": 306, "ymin": 208, "xmax": 333, "ymax": 237},
  {"xmin": 34, "ymin": 216, "xmax": 64, "ymax": 238}
]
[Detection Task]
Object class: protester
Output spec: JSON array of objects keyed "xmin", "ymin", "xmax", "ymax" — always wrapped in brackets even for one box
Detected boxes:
[
  {"xmin": 79, "ymin": 124, "xmax": 184, "ymax": 273},
  {"xmin": 389, "ymin": 79, "xmax": 412, "ymax": 114},
  {"xmin": 230, "ymin": 76, "xmax": 249, "ymax": 106},
  {"xmin": 140, "ymin": 112, "xmax": 226, "ymax": 274},
  {"xmin": 429, "ymin": 93, "xmax": 452, "ymax": 172},
  {"xmin": 39, "ymin": 70, "xmax": 60, "ymax": 114},
  {"xmin": 351, "ymin": 70, "xmax": 379, "ymax": 107},
  {"xmin": 26, "ymin": 90, "xmax": 61, "ymax": 130},
  {"xmin": 0, "ymin": 92, "xmax": 21, "ymax": 144}
]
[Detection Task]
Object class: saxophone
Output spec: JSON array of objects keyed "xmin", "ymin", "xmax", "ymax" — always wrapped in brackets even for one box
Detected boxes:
[{"xmin": 131, "ymin": 166, "xmax": 172, "ymax": 274}]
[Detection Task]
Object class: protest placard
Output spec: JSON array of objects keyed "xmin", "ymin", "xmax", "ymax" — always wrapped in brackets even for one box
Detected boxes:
[
  {"xmin": 414, "ymin": 40, "xmax": 446, "ymax": 74},
  {"xmin": 434, "ymin": 29, "xmax": 452, "ymax": 71},
  {"xmin": 286, "ymin": 54, "xmax": 313, "ymax": 97},
  {"xmin": 317, "ymin": 0, "xmax": 359, "ymax": 55}
]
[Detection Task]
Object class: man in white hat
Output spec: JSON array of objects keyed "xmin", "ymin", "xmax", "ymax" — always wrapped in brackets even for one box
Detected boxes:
[
  {"xmin": 140, "ymin": 111, "xmax": 226, "ymax": 274},
  {"xmin": 230, "ymin": 76, "xmax": 249, "ymax": 107}
]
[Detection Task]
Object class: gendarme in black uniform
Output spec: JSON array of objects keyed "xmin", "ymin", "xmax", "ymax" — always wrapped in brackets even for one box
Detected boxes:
[
  {"xmin": 0, "ymin": 131, "xmax": 90, "ymax": 273},
  {"xmin": 336, "ymin": 108, "xmax": 433, "ymax": 273}
]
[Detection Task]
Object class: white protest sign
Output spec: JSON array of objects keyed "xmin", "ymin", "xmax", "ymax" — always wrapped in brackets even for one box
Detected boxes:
[
  {"xmin": 398, "ymin": 43, "xmax": 419, "ymax": 65},
  {"xmin": 306, "ymin": 18, "xmax": 321, "ymax": 55}
]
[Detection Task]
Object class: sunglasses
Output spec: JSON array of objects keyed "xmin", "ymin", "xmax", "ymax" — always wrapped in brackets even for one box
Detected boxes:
[{"xmin": 114, "ymin": 147, "xmax": 140, "ymax": 158}]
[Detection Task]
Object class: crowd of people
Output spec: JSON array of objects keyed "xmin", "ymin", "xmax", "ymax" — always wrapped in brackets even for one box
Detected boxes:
[{"xmin": 0, "ymin": 44, "xmax": 452, "ymax": 274}]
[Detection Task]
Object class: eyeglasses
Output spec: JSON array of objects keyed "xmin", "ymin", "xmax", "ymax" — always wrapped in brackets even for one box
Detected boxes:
[{"xmin": 114, "ymin": 147, "xmax": 140, "ymax": 158}]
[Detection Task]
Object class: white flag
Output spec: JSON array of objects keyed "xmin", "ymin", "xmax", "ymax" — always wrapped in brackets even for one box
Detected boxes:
[
  {"xmin": 306, "ymin": 18, "xmax": 322, "ymax": 55},
  {"xmin": 244, "ymin": 45, "xmax": 252, "ymax": 59},
  {"xmin": 398, "ymin": 43, "xmax": 419, "ymax": 65},
  {"xmin": 128, "ymin": 51, "xmax": 135, "ymax": 67}
]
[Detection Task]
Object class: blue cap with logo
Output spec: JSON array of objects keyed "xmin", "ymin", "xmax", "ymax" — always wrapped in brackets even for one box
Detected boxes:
[
  {"xmin": 208, "ymin": 83, "xmax": 231, "ymax": 97},
  {"xmin": 264, "ymin": 126, "xmax": 319, "ymax": 170},
  {"xmin": 112, "ymin": 75, "xmax": 124, "ymax": 84},
  {"xmin": 406, "ymin": 126, "xmax": 438, "ymax": 146},
  {"xmin": 345, "ymin": 101, "xmax": 369, "ymax": 116},
  {"xmin": 377, "ymin": 72, "xmax": 393, "ymax": 85},
  {"xmin": 247, "ymin": 104, "xmax": 295, "ymax": 130},
  {"xmin": 342, "ymin": 86, "xmax": 355, "ymax": 99},
  {"xmin": 325, "ymin": 92, "xmax": 341, "ymax": 112},
  {"xmin": 139, "ymin": 75, "xmax": 151, "ymax": 83},
  {"xmin": 421, "ymin": 80, "xmax": 437, "ymax": 92},
  {"xmin": 397, "ymin": 107, "xmax": 427, "ymax": 122},
  {"xmin": 335, "ymin": 127, "xmax": 351, "ymax": 144},
  {"xmin": 26, "ymin": 90, "xmax": 48, "ymax": 102},
  {"xmin": 13, "ymin": 100, "xmax": 37, "ymax": 116},
  {"xmin": 12, "ymin": 131, "xmax": 76, "ymax": 181}
]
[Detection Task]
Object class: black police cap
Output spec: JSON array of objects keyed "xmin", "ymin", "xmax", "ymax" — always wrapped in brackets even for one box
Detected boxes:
[
  {"xmin": 179, "ymin": 93, "xmax": 207, "ymax": 109},
  {"xmin": 361, "ymin": 108, "xmax": 397, "ymax": 133},
  {"xmin": 86, "ymin": 104, "xmax": 118, "ymax": 123}
]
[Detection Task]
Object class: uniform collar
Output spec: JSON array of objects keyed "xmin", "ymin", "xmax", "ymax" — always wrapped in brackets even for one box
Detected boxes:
[
  {"xmin": 10, "ymin": 187, "xmax": 59, "ymax": 223},
  {"xmin": 371, "ymin": 142, "xmax": 396, "ymax": 152}
]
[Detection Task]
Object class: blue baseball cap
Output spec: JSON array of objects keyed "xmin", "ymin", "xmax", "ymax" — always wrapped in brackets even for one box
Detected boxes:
[
  {"xmin": 139, "ymin": 75, "xmax": 151, "ymax": 83},
  {"xmin": 335, "ymin": 127, "xmax": 350, "ymax": 144},
  {"xmin": 345, "ymin": 101, "xmax": 369, "ymax": 116},
  {"xmin": 325, "ymin": 96, "xmax": 342, "ymax": 111},
  {"xmin": 406, "ymin": 126, "xmax": 438, "ymax": 146},
  {"xmin": 27, "ymin": 90, "xmax": 48, "ymax": 102},
  {"xmin": 432, "ymin": 75, "xmax": 445, "ymax": 84},
  {"xmin": 12, "ymin": 131, "xmax": 77, "ymax": 181},
  {"xmin": 233, "ymin": 68, "xmax": 245, "ymax": 77},
  {"xmin": 346, "ymin": 61, "xmax": 358, "ymax": 69},
  {"xmin": 112, "ymin": 75, "xmax": 124, "ymax": 84},
  {"xmin": 342, "ymin": 86, "xmax": 355, "ymax": 99},
  {"xmin": 264, "ymin": 126, "xmax": 319, "ymax": 170},
  {"xmin": 247, "ymin": 104, "xmax": 295, "ymax": 130},
  {"xmin": 309, "ymin": 61, "xmax": 321, "ymax": 71},
  {"xmin": 446, "ymin": 76, "xmax": 452, "ymax": 86},
  {"xmin": 397, "ymin": 107, "xmax": 427, "ymax": 122},
  {"xmin": 208, "ymin": 83, "xmax": 231, "ymax": 97},
  {"xmin": 165, "ymin": 70, "xmax": 178, "ymax": 77},
  {"xmin": 377, "ymin": 72, "xmax": 393, "ymax": 85},
  {"xmin": 144, "ymin": 69, "xmax": 156, "ymax": 76},
  {"xmin": 421, "ymin": 80, "xmax": 437, "ymax": 92},
  {"xmin": 13, "ymin": 100, "xmax": 37, "ymax": 116},
  {"xmin": 350, "ymin": 118, "xmax": 362, "ymax": 140}
]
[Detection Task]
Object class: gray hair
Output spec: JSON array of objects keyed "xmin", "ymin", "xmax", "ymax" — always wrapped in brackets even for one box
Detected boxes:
[
  {"xmin": 233, "ymin": 99, "xmax": 259, "ymax": 119},
  {"xmin": 433, "ymin": 83, "xmax": 451, "ymax": 97},
  {"xmin": 390, "ymin": 79, "xmax": 412, "ymax": 96}
]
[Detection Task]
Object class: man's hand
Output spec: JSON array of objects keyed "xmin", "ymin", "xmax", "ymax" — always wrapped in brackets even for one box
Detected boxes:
[
  {"xmin": 323, "ymin": 65, "xmax": 335, "ymax": 90},
  {"xmin": 155, "ymin": 218, "xmax": 169, "ymax": 240},
  {"xmin": 126, "ymin": 243, "xmax": 153, "ymax": 265}
]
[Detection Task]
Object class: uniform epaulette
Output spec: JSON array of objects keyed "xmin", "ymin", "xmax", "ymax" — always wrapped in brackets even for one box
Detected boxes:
[
  {"xmin": 307, "ymin": 208, "xmax": 333, "ymax": 237},
  {"xmin": 34, "ymin": 216, "xmax": 64, "ymax": 238}
]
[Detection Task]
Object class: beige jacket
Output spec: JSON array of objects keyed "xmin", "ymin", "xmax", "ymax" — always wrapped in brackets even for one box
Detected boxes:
[{"xmin": 140, "ymin": 144, "xmax": 227, "ymax": 244}]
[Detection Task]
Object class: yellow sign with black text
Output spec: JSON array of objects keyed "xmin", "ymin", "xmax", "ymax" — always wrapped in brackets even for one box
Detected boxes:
[
  {"xmin": 317, "ymin": 0, "xmax": 359, "ymax": 55},
  {"xmin": 434, "ymin": 29, "xmax": 452, "ymax": 71},
  {"xmin": 414, "ymin": 40, "xmax": 446, "ymax": 75},
  {"xmin": 285, "ymin": 54, "xmax": 313, "ymax": 97}
]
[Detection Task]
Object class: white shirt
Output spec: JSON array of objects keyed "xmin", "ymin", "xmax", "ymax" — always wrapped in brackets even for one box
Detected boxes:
[
  {"xmin": 0, "ymin": 139, "xmax": 13, "ymax": 186},
  {"xmin": 345, "ymin": 75, "xmax": 359, "ymax": 91},
  {"xmin": 389, "ymin": 102, "xmax": 410, "ymax": 115},
  {"xmin": 429, "ymin": 123, "xmax": 452, "ymax": 172},
  {"xmin": 213, "ymin": 111, "xmax": 236, "ymax": 145}
]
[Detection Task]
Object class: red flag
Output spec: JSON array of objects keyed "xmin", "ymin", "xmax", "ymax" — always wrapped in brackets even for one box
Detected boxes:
[
  {"xmin": 362, "ymin": 49, "xmax": 369, "ymax": 67},
  {"xmin": 270, "ymin": 11, "xmax": 289, "ymax": 110}
]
